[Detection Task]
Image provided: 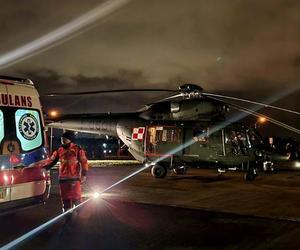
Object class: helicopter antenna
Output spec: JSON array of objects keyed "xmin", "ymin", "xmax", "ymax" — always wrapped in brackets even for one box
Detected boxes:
[
  {"xmin": 210, "ymin": 96, "xmax": 300, "ymax": 135},
  {"xmin": 203, "ymin": 92, "xmax": 300, "ymax": 116}
]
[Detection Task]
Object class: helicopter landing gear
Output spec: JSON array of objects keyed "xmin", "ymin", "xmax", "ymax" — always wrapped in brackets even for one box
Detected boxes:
[
  {"xmin": 151, "ymin": 164, "xmax": 167, "ymax": 178},
  {"xmin": 173, "ymin": 164, "xmax": 187, "ymax": 175},
  {"xmin": 217, "ymin": 168, "xmax": 226, "ymax": 176},
  {"xmin": 244, "ymin": 168, "xmax": 257, "ymax": 182},
  {"xmin": 263, "ymin": 161, "xmax": 274, "ymax": 173}
]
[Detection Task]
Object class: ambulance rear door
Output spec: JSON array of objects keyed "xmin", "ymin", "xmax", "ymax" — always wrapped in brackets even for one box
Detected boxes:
[
  {"xmin": 0, "ymin": 82, "xmax": 11, "ymax": 203},
  {"xmin": 6, "ymin": 83, "xmax": 46, "ymax": 201}
]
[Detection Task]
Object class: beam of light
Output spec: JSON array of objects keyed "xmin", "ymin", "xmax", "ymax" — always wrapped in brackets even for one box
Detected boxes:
[
  {"xmin": 3, "ymin": 86, "xmax": 298, "ymax": 250},
  {"xmin": 1, "ymin": 198, "xmax": 91, "ymax": 250},
  {"xmin": 100, "ymin": 164, "xmax": 151, "ymax": 193},
  {"xmin": 2, "ymin": 163, "xmax": 152, "ymax": 250},
  {"xmin": 0, "ymin": 0, "xmax": 132, "ymax": 70}
]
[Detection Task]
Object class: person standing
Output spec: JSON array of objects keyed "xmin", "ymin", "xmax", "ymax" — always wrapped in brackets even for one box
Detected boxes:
[{"xmin": 47, "ymin": 131, "xmax": 89, "ymax": 212}]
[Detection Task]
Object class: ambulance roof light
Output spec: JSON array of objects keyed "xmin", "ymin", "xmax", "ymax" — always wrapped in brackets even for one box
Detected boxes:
[{"xmin": 0, "ymin": 75, "xmax": 34, "ymax": 86}]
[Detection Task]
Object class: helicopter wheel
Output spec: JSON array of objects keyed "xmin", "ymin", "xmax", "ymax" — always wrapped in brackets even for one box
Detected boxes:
[
  {"xmin": 151, "ymin": 164, "xmax": 167, "ymax": 178},
  {"xmin": 263, "ymin": 161, "xmax": 274, "ymax": 173},
  {"xmin": 217, "ymin": 168, "xmax": 226, "ymax": 176},
  {"xmin": 173, "ymin": 164, "xmax": 187, "ymax": 175},
  {"xmin": 244, "ymin": 169, "xmax": 257, "ymax": 182}
]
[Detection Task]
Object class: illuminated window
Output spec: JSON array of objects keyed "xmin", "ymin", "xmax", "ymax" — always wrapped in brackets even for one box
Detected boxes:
[
  {"xmin": 15, "ymin": 109, "xmax": 42, "ymax": 151},
  {"xmin": 193, "ymin": 128, "xmax": 208, "ymax": 143},
  {"xmin": 157, "ymin": 128, "xmax": 181, "ymax": 143},
  {"xmin": 0, "ymin": 110, "xmax": 4, "ymax": 144}
]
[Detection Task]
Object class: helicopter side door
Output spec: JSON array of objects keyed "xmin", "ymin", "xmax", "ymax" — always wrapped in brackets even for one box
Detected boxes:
[{"xmin": 145, "ymin": 126, "xmax": 183, "ymax": 160}]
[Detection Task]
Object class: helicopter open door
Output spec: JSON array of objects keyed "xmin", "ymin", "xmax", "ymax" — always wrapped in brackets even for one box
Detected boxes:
[{"xmin": 145, "ymin": 125, "xmax": 183, "ymax": 159}]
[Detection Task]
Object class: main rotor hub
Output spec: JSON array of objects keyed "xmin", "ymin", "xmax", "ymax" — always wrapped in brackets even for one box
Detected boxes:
[
  {"xmin": 179, "ymin": 84, "xmax": 203, "ymax": 93},
  {"xmin": 178, "ymin": 84, "xmax": 203, "ymax": 99}
]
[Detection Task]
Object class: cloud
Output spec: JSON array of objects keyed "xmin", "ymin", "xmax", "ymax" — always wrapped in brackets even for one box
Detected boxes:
[
  {"xmin": 1, "ymin": 0, "xmax": 299, "ymax": 91},
  {"xmin": 0, "ymin": 0, "xmax": 299, "ymax": 135},
  {"xmin": 19, "ymin": 69, "xmax": 170, "ymax": 113}
]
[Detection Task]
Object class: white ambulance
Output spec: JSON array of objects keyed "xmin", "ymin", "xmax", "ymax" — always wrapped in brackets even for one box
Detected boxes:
[{"xmin": 0, "ymin": 76, "xmax": 50, "ymax": 215}]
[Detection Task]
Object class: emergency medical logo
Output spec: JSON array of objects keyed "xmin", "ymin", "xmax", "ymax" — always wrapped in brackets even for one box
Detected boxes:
[
  {"xmin": 132, "ymin": 127, "xmax": 145, "ymax": 141},
  {"xmin": 18, "ymin": 113, "xmax": 39, "ymax": 140}
]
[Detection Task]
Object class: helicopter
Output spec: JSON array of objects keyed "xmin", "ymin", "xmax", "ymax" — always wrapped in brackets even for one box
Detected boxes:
[{"xmin": 46, "ymin": 84, "xmax": 300, "ymax": 181}]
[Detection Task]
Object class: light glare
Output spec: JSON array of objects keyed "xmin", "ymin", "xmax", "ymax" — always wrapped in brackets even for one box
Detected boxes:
[
  {"xmin": 294, "ymin": 162, "xmax": 300, "ymax": 168},
  {"xmin": 258, "ymin": 117, "xmax": 267, "ymax": 123},
  {"xmin": 0, "ymin": 0, "xmax": 131, "ymax": 70},
  {"xmin": 49, "ymin": 110, "xmax": 58, "ymax": 118},
  {"xmin": 93, "ymin": 192, "xmax": 100, "ymax": 199}
]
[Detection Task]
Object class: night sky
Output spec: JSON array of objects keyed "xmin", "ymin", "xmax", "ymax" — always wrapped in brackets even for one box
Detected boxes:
[{"xmin": 0, "ymin": 0, "xmax": 299, "ymax": 137}]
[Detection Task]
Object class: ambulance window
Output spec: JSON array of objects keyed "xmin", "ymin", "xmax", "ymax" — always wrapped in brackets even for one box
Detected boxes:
[
  {"xmin": 0, "ymin": 110, "xmax": 4, "ymax": 144},
  {"xmin": 15, "ymin": 109, "xmax": 42, "ymax": 151}
]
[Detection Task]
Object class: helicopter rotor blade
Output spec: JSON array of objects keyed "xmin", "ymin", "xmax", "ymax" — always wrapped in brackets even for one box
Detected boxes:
[
  {"xmin": 45, "ymin": 89, "xmax": 178, "ymax": 97},
  {"xmin": 233, "ymin": 104, "xmax": 300, "ymax": 135},
  {"xmin": 203, "ymin": 92, "xmax": 300, "ymax": 116},
  {"xmin": 209, "ymin": 95, "xmax": 300, "ymax": 135},
  {"xmin": 45, "ymin": 83, "xmax": 205, "ymax": 97}
]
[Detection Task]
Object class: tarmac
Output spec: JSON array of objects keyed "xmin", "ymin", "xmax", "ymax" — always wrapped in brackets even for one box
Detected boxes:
[{"xmin": 2, "ymin": 164, "xmax": 300, "ymax": 249}]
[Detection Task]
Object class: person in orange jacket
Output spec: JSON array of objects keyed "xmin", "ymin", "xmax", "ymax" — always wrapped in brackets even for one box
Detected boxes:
[{"xmin": 47, "ymin": 131, "xmax": 89, "ymax": 212}]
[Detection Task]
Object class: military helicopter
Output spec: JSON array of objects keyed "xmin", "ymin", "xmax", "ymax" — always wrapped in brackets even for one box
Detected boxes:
[{"xmin": 46, "ymin": 84, "xmax": 300, "ymax": 181}]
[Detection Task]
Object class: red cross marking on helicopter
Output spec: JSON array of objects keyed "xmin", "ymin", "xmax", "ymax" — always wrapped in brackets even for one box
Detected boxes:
[{"xmin": 132, "ymin": 127, "xmax": 145, "ymax": 141}]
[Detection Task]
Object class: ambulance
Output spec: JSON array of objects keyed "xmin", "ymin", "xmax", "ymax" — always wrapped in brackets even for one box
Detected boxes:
[{"xmin": 0, "ymin": 76, "xmax": 50, "ymax": 215}]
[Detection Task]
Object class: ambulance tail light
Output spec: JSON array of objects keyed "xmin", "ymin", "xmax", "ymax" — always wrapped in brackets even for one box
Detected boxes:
[{"xmin": 9, "ymin": 154, "xmax": 21, "ymax": 165}]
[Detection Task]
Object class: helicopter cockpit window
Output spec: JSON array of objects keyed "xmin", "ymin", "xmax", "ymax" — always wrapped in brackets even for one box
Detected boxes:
[
  {"xmin": 237, "ymin": 132, "xmax": 247, "ymax": 146},
  {"xmin": 0, "ymin": 110, "xmax": 4, "ymax": 145},
  {"xmin": 229, "ymin": 130, "xmax": 248, "ymax": 155},
  {"xmin": 248, "ymin": 130, "xmax": 262, "ymax": 147}
]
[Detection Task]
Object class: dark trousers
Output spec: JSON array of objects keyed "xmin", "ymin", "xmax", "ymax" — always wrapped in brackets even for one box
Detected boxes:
[
  {"xmin": 62, "ymin": 199, "xmax": 81, "ymax": 211},
  {"xmin": 62, "ymin": 199, "xmax": 81, "ymax": 224}
]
